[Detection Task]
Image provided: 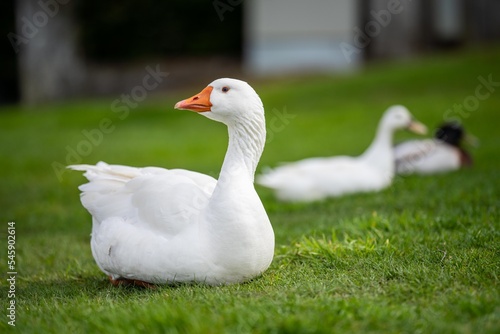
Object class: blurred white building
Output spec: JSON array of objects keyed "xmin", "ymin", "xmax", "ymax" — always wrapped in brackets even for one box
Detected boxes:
[
  {"xmin": 244, "ymin": 0, "xmax": 500, "ymax": 76},
  {"xmin": 244, "ymin": 0, "xmax": 360, "ymax": 75}
]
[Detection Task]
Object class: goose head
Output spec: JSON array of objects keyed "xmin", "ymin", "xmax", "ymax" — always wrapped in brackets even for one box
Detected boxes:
[
  {"xmin": 174, "ymin": 78, "xmax": 264, "ymax": 125},
  {"xmin": 435, "ymin": 122, "xmax": 479, "ymax": 148},
  {"xmin": 435, "ymin": 122, "xmax": 464, "ymax": 146},
  {"xmin": 381, "ymin": 105, "xmax": 427, "ymax": 135}
]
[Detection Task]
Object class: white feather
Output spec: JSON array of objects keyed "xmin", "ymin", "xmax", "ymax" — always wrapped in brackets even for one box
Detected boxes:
[
  {"xmin": 394, "ymin": 139, "xmax": 461, "ymax": 174},
  {"xmin": 257, "ymin": 105, "xmax": 426, "ymax": 201},
  {"xmin": 69, "ymin": 78, "xmax": 274, "ymax": 285}
]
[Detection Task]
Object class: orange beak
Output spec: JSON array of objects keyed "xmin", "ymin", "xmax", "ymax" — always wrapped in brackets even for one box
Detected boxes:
[{"xmin": 174, "ymin": 86, "xmax": 213, "ymax": 112}]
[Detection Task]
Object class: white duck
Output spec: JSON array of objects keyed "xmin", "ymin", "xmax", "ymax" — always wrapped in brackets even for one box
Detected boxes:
[
  {"xmin": 257, "ymin": 105, "xmax": 427, "ymax": 202},
  {"xmin": 69, "ymin": 78, "xmax": 274, "ymax": 286},
  {"xmin": 394, "ymin": 122, "xmax": 474, "ymax": 175}
]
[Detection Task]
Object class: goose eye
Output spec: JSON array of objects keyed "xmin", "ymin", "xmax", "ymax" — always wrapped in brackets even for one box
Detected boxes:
[{"xmin": 221, "ymin": 86, "xmax": 230, "ymax": 93}]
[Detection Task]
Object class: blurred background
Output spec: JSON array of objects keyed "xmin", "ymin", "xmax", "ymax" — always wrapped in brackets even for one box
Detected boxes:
[{"xmin": 1, "ymin": 0, "xmax": 500, "ymax": 106}]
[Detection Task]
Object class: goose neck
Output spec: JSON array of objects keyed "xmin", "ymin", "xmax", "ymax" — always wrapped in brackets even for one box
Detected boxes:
[
  {"xmin": 218, "ymin": 114, "xmax": 266, "ymax": 185},
  {"xmin": 361, "ymin": 122, "xmax": 395, "ymax": 169}
]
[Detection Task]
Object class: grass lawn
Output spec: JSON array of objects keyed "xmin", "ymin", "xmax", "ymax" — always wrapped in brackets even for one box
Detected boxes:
[{"xmin": 1, "ymin": 47, "xmax": 499, "ymax": 333}]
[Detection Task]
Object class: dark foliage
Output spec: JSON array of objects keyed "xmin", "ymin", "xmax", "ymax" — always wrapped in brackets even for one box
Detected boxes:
[{"xmin": 76, "ymin": 0, "xmax": 243, "ymax": 62}]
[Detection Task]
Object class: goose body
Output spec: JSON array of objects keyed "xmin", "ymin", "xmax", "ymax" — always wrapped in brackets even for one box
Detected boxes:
[
  {"xmin": 69, "ymin": 78, "xmax": 274, "ymax": 285},
  {"xmin": 257, "ymin": 105, "xmax": 427, "ymax": 202},
  {"xmin": 394, "ymin": 122, "xmax": 473, "ymax": 175}
]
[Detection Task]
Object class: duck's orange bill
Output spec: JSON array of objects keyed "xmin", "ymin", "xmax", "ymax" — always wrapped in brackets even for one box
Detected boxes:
[{"xmin": 174, "ymin": 86, "xmax": 213, "ymax": 112}]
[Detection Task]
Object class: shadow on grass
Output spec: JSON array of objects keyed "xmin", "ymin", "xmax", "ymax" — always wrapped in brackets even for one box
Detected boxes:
[
  {"xmin": 12, "ymin": 271, "xmax": 265, "ymax": 306},
  {"xmin": 12, "ymin": 274, "xmax": 176, "ymax": 306}
]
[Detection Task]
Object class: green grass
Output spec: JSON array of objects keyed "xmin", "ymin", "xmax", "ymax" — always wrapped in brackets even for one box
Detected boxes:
[{"xmin": 1, "ymin": 46, "xmax": 499, "ymax": 333}]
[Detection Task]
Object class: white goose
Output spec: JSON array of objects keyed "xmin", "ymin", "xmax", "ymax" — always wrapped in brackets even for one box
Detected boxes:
[
  {"xmin": 394, "ymin": 122, "xmax": 474, "ymax": 175},
  {"xmin": 257, "ymin": 105, "xmax": 427, "ymax": 202},
  {"xmin": 69, "ymin": 78, "xmax": 274, "ymax": 286}
]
